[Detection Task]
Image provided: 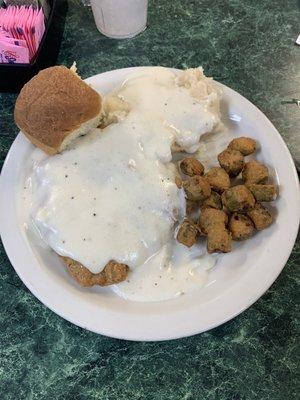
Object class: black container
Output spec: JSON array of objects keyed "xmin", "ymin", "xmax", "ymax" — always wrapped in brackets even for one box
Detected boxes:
[{"xmin": 0, "ymin": 0, "xmax": 67, "ymax": 93}]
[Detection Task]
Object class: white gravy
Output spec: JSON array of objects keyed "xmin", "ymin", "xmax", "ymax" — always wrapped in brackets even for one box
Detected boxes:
[{"xmin": 24, "ymin": 67, "xmax": 221, "ymax": 302}]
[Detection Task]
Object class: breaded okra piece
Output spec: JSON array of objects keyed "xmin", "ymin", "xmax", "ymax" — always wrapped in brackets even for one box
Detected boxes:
[
  {"xmin": 183, "ymin": 175, "xmax": 211, "ymax": 202},
  {"xmin": 247, "ymin": 203, "xmax": 274, "ymax": 230},
  {"xmin": 202, "ymin": 191, "xmax": 222, "ymax": 210},
  {"xmin": 221, "ymin": 185, "xmax": 255, "ymax": 213},
  {"xmin": 207, "ymin": 228, "xmax": 232, "ymax": 253},
  {"xmin": 242, "ymin": 161, "xmax": 269, "ymax": 184},
  {"xmin": 176, "ymin": 219, "xmax": 200, "ymax": 247},
  {"xmin": 218, "ymin": 149, "xmax": 244, "ymax": 176},
  {"xmin": 246, "ymin": 184, "xmax": 277, "ymax": 202},
  {"xmin": 179, "ymin": 157, "xmax": 204, "ymax": 177},
  {"xmin": 198, "ymin": 207, "xmax": 228, "ymax": 235},
  {"xmin": 229, "ymin": 213, "xmax": 255, "ymax": 241},
  {"xmin": 228, "ymin": 137, "xmax": 256, "ymax": 155},
  {"xmin": 205, "ymin": 167, "xmax": 230, "ymax": 193}
]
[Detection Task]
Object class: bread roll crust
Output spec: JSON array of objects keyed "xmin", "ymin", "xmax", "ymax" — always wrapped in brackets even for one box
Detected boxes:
[{"xmin": 14, "ymin": 66, "xmax": 102, "ymax": 155}]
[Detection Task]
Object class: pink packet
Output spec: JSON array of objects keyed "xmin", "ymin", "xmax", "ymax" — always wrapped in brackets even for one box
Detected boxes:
[
  {"xmin": 0, "ymin": 7, "xmax": 19, "ymax": 37},
  {"xmin": 24, "ymin": 6, "xmax": 40, "ymax": 59},
  {"xmin": 0, "ymin": 5, "xmax": 45, "ymax": 62},
  {"xmin": 35, "ymin": 8, "xmax": 45, "ymax": 47},
  {"xmin": 15, "ymin": 37, "xmax": 28, "ymax": 47},
  {"xmin": 25, "ymin": 6, "xmax": 45, "ymax": 60},
  {"xmin": 0, "ymin": 7, "xmax": 30, "ymax": 55},
  {"xmin": 30, "ymin": 8, "xmax": 44, "ymax": 53},
  {"xmin": 9, "ymin": 6, "xmax": 19, "ymax": 38},
  {"xmin": 8, "ymin": 6, "xmax": 21, "ymax": 40},
  {"xmin": 0, "ymin": 27, "xmax": 11, "ymax": 38},
  {"xmin": 15, "ymin": 6, "xmax": 26, "ymax": 40},
  {"xmin": 0, "ymin": 39, "xmax": 29, "ymax": 63},
  {"xmin": 0, "ymin": 8, "xmax": 8, "ymax": 31},
  {"xmin": 27, "ymin": 6, "xmax": 37, "ymax": 56},
  {"xmin": 30, "ymin": 8, "xmax": 39, "ymax": 51},
  {"xmin": 0, "ymin": 36, "xmax": 28, "ymax": 47},
  {"xmin": 14, "ymin": 6, "xmax": 33, "ymax": 57}
]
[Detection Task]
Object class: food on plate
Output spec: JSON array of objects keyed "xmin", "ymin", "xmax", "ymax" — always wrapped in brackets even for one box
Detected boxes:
[
  {"xmin": 176, "ymin": 136, "xmax": 277, "ymax": 253},
  {"xmin": 198, "ymin": 207, "xmax": 228, "ymax": 235},
  {"xmin": 182, "ymin": 175, "xmax": 211, "ymax": 202},
  {"xmin": 247, "ymin": 203, "xmax": 274, "ymax": 230},
  {"xmin": 198, "ymin": 208, "xmax": 231, "ymax": 253},
  {"xmin": 221, "ymin": 185, "xmax": 255, "ymax": 213},
  {"xmin": 205, "ymin": 167, "xmax": 230, "ymax": 193},
  {"xmin": 228, "ymin": 137, "xmax": 256, "ymax": 155},
  {"xmin": 217, "ymin": 148, "xmax": 244, "ymax": 176},
  {"xmin": 62, "ymin": 257, "xmax": 129, "ymax": 287},
  {"xmin": 21, "ymin": 66, "xmax": 223, "ymax": 301},
  {"xmin": 202, "ymin": 191, "xmax": 222, "ymax": 210},
  {"xmin": 14, "ymin": 66, "xmax": 102, "ymax": 155},
  {"xmin": 179, "ymin": 157, "xmax": 204, "ymax": 177},
  {"xmin": 18, "ymin": 63, "xmax": 278, "ymax": 300},
  {"xmin": 229, "ymin": 214, "xmax": 254, "ymax": 241},
  {"xmin": 176, "ymin": 219, "xmax": 200, "ymax": 247},
  {"xmin": 102, "ymin": 94, "xmax": 130, "ymax": 127},
  {"xmin": 242, "ymin": 160, "xmax": 269, "ymax": 184},
  {"xmin": 246, "ymin": 184, "xmax": 277, "ymax": 202},
  {"xmin": 207, "ymin": 228, "xmax": 232, "ymax": 253}
]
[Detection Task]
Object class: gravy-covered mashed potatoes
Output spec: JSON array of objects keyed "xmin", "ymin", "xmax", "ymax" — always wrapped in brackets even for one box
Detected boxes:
[{"xmin": 23, "ymin": 67, "xmax": 221, "ymax": 301}]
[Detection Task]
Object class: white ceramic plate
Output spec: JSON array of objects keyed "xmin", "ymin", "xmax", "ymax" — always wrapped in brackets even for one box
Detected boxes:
[{"xmin": 1, "ymin": 67, "xmax": 299, "ymax": 341}]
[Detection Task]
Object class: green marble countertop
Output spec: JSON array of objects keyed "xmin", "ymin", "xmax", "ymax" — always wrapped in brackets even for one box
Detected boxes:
[{"xmin": 0, "ymin": 0, "xmax": 299, "ymax": 398}]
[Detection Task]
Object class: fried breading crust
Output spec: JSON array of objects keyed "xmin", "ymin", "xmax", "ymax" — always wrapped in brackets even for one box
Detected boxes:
[{"xmin": 61, "ymin": 257, "xmax": 129, "ymax": 287}]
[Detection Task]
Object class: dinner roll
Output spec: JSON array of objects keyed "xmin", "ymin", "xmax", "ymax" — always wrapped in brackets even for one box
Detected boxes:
[{"xmin": 14, "ymin": 66, "xmax": 102, "ymax": 155}]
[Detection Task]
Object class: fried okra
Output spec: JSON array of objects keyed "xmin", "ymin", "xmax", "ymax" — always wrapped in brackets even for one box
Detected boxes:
[
  {"xmin": 228, "ymin": 137, "xmax": 256, "ymax": 155},
  {"xmin": 198, "ymin": 207, "xmax": 228, "ymax": 235},
  {"xmin": 229, "ymin": 213, "xmax": 254, "ymax": 241},
  {"xmin": 222, "ymin": 185, "xmax": 255, "ymax": 213},
  {"xmin": 180, "ymin": 157, "xmax": 204, "ymax": 177},
  {"xmin": 246, "ymin": 184, "xmax": 277, "ymax": 202},
  {"xmin": 183, "ymin": 175, "xmax": 211, "ymax": 202},
  {"xmin": 177, "ymin": 219, "xmax": 200, "ymax": 247},
  {"xmin": 247, "ymin": 203, "xmax": 273, "ymax": 230},
  {"xmin": 202, "ymin": 191, "xmax": 222, "ymax": 210},
  {"xmin": 199, "ymin": 207, "xmax": 231, "ymax": 253},
  {"xmin": 218, "ymin": 149, "xmax": 244, "ymax": 176},
  {"xmin": 178, "ymin": 137, "xmax": 278, "ymax": 255},
  {"xmin": 205, "ymin": 167, "xmax": 230, "ymax": 193},
  {"xmin": 242, "ymin": 161, "xmax": 268, "ymax": 184},
  {"xmin": 207, "ymin": 228, "xmax": 232, "ymax": 253}
]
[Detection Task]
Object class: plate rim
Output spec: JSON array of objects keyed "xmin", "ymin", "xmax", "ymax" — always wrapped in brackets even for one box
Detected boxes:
[{"xmin": 1, "ymin": 66, "xmax": 299, "ymax": 341}]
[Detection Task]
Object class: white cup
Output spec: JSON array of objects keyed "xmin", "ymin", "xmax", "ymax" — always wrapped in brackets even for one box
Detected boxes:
[{"xmin": 90, "ymin": 0, "xmax": 148, "ymax": 39}]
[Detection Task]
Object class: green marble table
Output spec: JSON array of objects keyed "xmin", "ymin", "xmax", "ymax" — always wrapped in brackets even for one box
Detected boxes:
[{"xmin": 0, "ymin": 1, "xmax": 299, "ymax": 399}]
